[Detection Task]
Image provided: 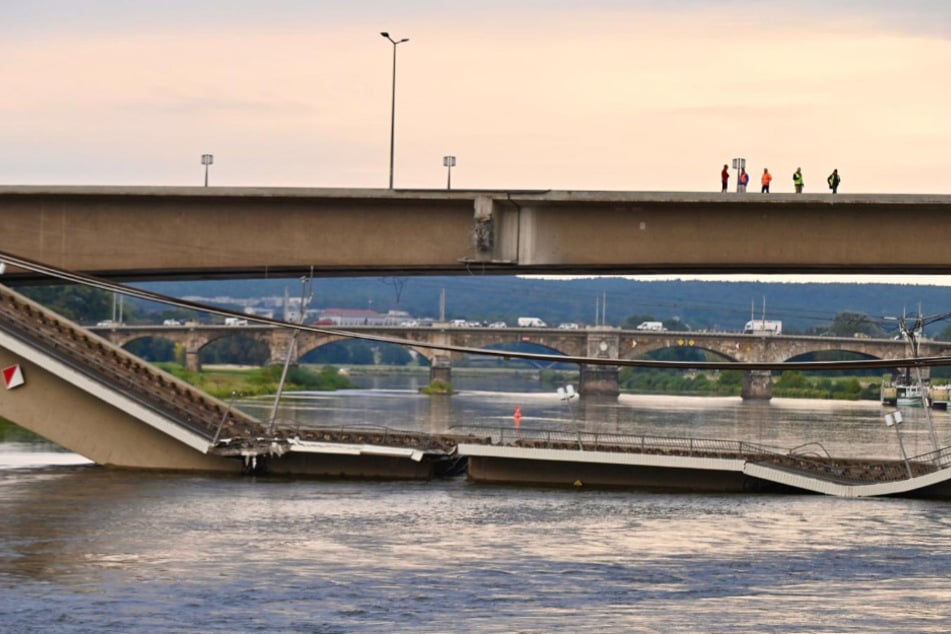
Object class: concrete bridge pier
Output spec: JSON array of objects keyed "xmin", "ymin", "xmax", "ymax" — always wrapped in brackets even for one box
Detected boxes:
[
  {"xmin": 268, "ymin": 329, "xmax": 298, "ymax": 367},
  {"xmin": 430, "ymin": 354, "xmax": 452, "ymax": 386},
  {"xmin": 581, "ymin": 331, "xmax": 621, "ymax": 397},
  {"xmin": 579, "ymin": 365, "xmax": 620, "ymax": 398},
  {"xmin": 185, "ymin": 349, "xmax": 201, "ymax": 373},
  {"xmin": 742, "ymin": 370, "xmax": 773, "ymax": 400}
]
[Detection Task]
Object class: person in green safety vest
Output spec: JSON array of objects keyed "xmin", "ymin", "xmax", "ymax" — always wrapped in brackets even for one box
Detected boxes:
[{"xmin": 793, "ymin": 167, "xmax": 804, "ymax": 193}]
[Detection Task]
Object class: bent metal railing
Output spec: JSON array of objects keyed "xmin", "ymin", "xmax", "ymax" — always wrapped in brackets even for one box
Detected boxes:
[{"xmin": 449, "ymin": 425, "xmax": 951, "ymax": 485}]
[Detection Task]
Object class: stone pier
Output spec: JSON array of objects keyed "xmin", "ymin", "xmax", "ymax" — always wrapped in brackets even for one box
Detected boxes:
[
  {"xmin": 185, "ymin": 349, "xmax": 201, "ymax": 372},
  {"xmin": 742, "ymin": 370, "xmax": 772, "ymax": 400},
  {"xmin": 581, "ymin": 330, "xmax": 620, "ymax": 397},
  {"xmin": 579, "ymin": 365, "xmax": 620, "ymax": 397},
  {"xmin": 429, "ymin": 354, "xmax": 452, "ymax": 385}
]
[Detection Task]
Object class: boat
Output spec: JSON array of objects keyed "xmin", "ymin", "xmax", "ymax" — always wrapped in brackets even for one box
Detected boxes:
[
  {"xmin": 881, "ymin": 375, "xmax": 925, "ymax": 407},
  {"xmin": 897, "ymin": 383, "xmax": 925, "ymax": 407},
  {"xmin": 929, "ymin": 384, "xmax": 951, "ymax": 410}
]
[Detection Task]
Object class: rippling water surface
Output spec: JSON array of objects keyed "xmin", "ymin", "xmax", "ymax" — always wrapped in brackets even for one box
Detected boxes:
[{"xmin": 3, "ymin": 378, "xmax": 951, "ymax": 632}]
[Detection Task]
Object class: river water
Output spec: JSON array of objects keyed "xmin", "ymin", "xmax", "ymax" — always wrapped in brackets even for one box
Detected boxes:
[{"xmin": 2, "ymin": 373, "xmax": 951, "ymax": 633}]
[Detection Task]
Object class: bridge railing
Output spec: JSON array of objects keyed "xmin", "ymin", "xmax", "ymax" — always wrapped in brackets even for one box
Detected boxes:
[
  {"xmin": 449, "ymin": 424, "xmax": 951, "ymax": 484},
  {"xmin": 448, "ymin": 424, "xmax": 779, "ymax": 457},
  {"xmin": 270, "ymin": 420, "xmax": 493, "ymax": 452},
  {"xmin": 906, "ymin": 445, "xmax": 951, "ymax": 470}
]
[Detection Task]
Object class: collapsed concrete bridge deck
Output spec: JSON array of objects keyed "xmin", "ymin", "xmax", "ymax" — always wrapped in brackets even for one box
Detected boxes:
[
  {"xmin": 4, "ymin": 280, "xmax": 951, "ymax": 497},
  {"xmin": 0, "ymin": 282, "xmax": 461, "ymax": 478}
]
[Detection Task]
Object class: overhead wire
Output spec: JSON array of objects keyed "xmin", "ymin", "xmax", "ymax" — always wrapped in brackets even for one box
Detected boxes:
[{"xmin": 1, "ymin": 248, "xmax": 949, "ymax": 372}]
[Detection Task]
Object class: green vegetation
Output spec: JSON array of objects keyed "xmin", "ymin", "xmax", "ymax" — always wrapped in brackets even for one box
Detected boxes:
[
  {"xmin": 155, "ymin": 363, "xmax": 356, "ymax": 399},
  {"xmin": 619, "ymin": 368, "xmax": 880, "ymax": 400},
  {"xmin": 539, "ymin": 369, "xmax": 579, "ymax": 387},
  {"xmin": 620, "ymin": 368, "xmax": 743, "ymax": 396},
  {"xmin": 419, "ymin": 379, "xmax": 454, "ymax": 395},
  {"xmin": 772, "ymin": 370, "xmax": 879, "ymax": 400},
  {"xmin": 0, "ymin": 418, "xmax": 44, "ymax": 442}
]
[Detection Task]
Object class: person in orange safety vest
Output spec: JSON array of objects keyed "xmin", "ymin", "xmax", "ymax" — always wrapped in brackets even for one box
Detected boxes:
[{"xmin": 761, "ymin": 168, "xmax": 772, "ymax": 193}]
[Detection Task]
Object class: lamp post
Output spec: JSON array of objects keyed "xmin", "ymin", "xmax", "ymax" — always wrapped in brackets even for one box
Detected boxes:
[
  {"xmin": 381, "ymin": 32, "xmax": 409, "ymax": 190},
  {"xmin": 443, "ymin": 155, "xmax": 456, "ymax": 190},
  {"xmin": 201, "ymin": 154, "xmax": 213, "ymax": 187}
]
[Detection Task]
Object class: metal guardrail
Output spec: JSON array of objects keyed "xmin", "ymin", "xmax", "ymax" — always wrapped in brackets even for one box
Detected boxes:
[{"xmin": 449, "ymin": 424, "xmax": 777, "ymax": 457}]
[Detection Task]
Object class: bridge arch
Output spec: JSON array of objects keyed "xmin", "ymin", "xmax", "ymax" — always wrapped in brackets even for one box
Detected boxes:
[
  {"xmin": 618, "ymin": 337, "xmax": 741, "ymax": 363},
  {"xmin": 295, "ymin": 333, "xmax": 436, "ymax": 367}
]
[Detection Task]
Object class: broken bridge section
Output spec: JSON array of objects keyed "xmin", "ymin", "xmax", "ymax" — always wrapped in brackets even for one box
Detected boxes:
[{"xmin": 0, "ymin": 284, "xmax": 462, "ymax": 477}]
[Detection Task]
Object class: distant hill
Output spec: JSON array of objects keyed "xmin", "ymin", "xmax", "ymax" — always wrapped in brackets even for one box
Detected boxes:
[{"xmin": 139, "ymin": 276, "xmax": 951, "ymax": 336}]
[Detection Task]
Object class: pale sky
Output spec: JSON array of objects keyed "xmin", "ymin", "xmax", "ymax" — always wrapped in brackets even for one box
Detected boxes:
[{"xmin": 3, "ymin": 1, "xmax": 951, "ymax": 194}]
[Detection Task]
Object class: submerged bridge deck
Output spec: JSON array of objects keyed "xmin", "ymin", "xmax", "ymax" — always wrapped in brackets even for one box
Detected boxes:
[{"xmin": 452, "ymin": 426, "xmax": 951, "ymax": 498}]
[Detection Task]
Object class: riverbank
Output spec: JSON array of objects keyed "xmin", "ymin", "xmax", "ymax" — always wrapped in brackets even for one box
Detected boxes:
[
  {"xmin": 156, "ymin": 363, "xmax": 357, "ymax": 399},
  {"xmin": 163, "ymin": 363, "xmax": 883, "ymax": 402}
]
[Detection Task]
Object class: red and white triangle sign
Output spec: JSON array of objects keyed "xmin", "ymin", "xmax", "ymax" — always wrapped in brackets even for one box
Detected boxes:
[{"xmin": 3, "ymin": 364, "xmax": 25, "ymax": 390}]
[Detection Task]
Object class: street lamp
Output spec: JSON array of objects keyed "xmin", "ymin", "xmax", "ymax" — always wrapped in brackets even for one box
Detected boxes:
[
  {"xmin": 443, "ymin": 155, "xmax": 456, "ymax": 190},
  {"xmin": 381, "ymin": 32, "xmax": 409, "ymax": 189},
  {"xmin": 201, "ymin": 154, "xmax": 214, "ymax": 187}
]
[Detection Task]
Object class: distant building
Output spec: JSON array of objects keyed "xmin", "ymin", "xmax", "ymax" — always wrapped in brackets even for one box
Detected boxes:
[
  {"xmin": 315, "ymin": 308, "xmax": 418, "ymax": 327},
  {"xmin": 316, "ymin": 308, "xmax": 385, "ymax": 326}
]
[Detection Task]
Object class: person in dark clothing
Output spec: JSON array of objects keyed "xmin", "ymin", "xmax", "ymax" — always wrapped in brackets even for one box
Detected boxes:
[
  {"xmin": 721, "ymin": 165, "xmax": 729, "ymax": 192},
  {"xmin": 827, "ymin": 169, "xmax": 841, "ymax": 194}
]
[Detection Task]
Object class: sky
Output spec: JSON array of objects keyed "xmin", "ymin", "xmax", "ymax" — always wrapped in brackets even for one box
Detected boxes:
[
  {"xmin": 3, "ymin": 0, "xmax": 951, "ymax": 195},
  {"xmin": 5, "ymin": 1, "xmax": 951, "ymax": 287}
]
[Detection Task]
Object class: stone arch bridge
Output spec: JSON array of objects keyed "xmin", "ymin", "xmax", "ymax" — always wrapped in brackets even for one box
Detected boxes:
[{"xmin": 90, "ymin": 324, "xmax": 948, "ymax": 399}]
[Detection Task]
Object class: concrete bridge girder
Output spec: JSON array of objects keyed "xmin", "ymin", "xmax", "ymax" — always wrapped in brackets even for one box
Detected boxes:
[{"xmin": 7, "ymin": 187, "xmax": 951, "ymax": 281}]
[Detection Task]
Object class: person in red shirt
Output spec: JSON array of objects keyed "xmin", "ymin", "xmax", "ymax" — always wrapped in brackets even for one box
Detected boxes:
[
  {"xmin": 761, "ymin": 168, "xmax": 773, "ymax": 193},
  {"xmin": 721, "ymin": 164, "xmax": 729, "ymax": 192}
]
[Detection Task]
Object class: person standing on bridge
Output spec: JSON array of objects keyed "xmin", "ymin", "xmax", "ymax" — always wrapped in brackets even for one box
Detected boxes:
[
  {"xmin": 793, "ymin": 167, "xmax": 804, "ymax": 193},
  {"xmin": 761, "ymin": 168, "xmax": 772, "ymax": 193},
  {"xmin": 737, "ymin": 168, "xmax": 750, "ymax": 193},
  {"xmin": 721, "ymin": 164, "xmax": 730, "ymax": 192},
  {"xmin": 827, "ymin": 169, "xmax": 841, "ymax": 194}
]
